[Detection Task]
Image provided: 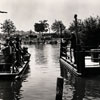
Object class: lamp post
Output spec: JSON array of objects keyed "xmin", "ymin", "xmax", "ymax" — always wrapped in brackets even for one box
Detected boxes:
[
  {"xmin": 74, "ymin": 14, "xmax": 80, "ymax": 45},
  {"xmin": 74, "ymin": 14, "xmax": 85, "ymax": 73}
]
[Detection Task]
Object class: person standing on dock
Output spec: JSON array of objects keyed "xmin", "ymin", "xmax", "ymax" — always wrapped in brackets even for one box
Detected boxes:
[
  {"xmin": 70, "ymin": 33, "xmax": 77, "ymax": 64},
  {"xmin": 15, "ymin": 36, "xmax": 22, "ymax": 66}
]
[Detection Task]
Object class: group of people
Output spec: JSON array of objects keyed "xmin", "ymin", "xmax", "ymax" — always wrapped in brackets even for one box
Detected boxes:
[{"xmin": 2, "ymin": 35, "xmax": 28, "ymax": 66}]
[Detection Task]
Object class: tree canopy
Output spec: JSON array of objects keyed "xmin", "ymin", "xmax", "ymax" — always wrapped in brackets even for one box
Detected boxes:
[
  {"xmin": 51, "ymin": 20, "xmax": 66, "ymax": 36},
  {"xmin": 68, "ymin": 16, "xmax": 100, "ymax": 49},
  {"xmin": 1, "ymin": 19, "xmax": 16, "ymax": 35},
  {"xmin": 34, "ymin": 20, "xmax": 49, "ymax": 33}
]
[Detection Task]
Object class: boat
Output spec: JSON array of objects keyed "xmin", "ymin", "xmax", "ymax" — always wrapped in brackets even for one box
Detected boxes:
[
  {"xmin": 60, "ymin": 15, "xmax": 100, "ymax": 77},
  {"xmin": 0, "ymin": 35, "xmax": 31, "ymax": 79}
]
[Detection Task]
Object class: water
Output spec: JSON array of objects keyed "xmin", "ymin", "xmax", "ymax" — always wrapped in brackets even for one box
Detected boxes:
[
  {"xmin": 21, "ymin": 44, "xmax": 60, "ymax": 100},
  {"xmin": 62, "ymin": 67, "xmax": 100, "ymax": 100},
  {"xmin": 0, "ymin": 44, "xmax": 100, "ymax": 100}
]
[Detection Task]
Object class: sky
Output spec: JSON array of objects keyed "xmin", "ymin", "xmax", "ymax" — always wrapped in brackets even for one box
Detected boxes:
[{"xmin": 0, "ymin": 0, "xmax": 100, "ymax": 32}]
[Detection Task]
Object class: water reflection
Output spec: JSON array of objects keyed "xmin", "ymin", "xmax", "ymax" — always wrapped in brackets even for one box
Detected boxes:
[
  {"xmin": 21, "ymin": 44, "xmax": 60, "ymax": 100},
  {"xmin": 35, "ymin": 44, "xmax": 48, "ymax": 65},
  {"xmin": 0, "ymin": 44, "xmax": 60, "ymax": 100},
  {"xmin": 0, "ymin": 66, "xmax": 30, "ymax": 100},
  {"xmin": 60, "ymin": 66, "xmax": 100, "ymax": 100},
  {"xmin": 1, "ymin": 43, "xmax": 100, "ymax": 100}
]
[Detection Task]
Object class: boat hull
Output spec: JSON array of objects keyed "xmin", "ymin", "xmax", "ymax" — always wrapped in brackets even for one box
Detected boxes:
[{"xmin": 0, "ymin": 60, "xmax": 29, "ymax": 80}]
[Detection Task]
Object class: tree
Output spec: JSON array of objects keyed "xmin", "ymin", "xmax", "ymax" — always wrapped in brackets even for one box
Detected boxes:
[
  {"xmin": 51, "ymin": 20, "xmax": 66, "ymax": 36},
  {"xmin": 68, "ymin": 16, "xmax": 100, "ymax": 49},
  {"xmin": 62, "ymin": 29, "xmax": 71, "ymax": 38},
  {"xmin": 34, "ymin": 20, "xmax": 49, "ymax": 33},
  {"xmin": 1, "ymin": 19, "xmax": 16, "ymax": 35},
  {"xmin": 68, "ymin": 19, "xmax": 83, "ymax": 33},
  {"xmin": 82, "ymin": 16, "xmax": 98, "ymax": 47}
]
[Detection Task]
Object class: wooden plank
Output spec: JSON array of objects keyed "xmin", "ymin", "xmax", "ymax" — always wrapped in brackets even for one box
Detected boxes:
[
  {"xmin": 60, "ymin": 58, "xmax": 82, "ymax": 76},
  {"xmin": 0, "ymin": 60, "xmax": 29, "ymax": 79}
]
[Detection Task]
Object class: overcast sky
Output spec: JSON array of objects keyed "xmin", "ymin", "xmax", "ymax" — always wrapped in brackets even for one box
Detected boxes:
[{"xmin": 0, "ymin": 0, "xmax": 100, "ymax": 31}]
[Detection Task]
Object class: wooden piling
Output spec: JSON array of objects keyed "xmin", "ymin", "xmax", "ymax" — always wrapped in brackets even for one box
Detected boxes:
[
  {"xmin": 55, "ymin": 77, "xmax": 64, "ymax": 100},
  {"xmin": 76, "ymin": 46, "xmax": 85, "ymax": 74}
]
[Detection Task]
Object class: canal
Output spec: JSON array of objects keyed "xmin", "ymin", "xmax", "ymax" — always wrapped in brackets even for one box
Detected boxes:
[
  {"xmin": 22, "ymin": 44, "xmax": 60, "ymax": 100},
  {"xmin": 0, "ymin": 44, "xmax": 100, "ymax": 100}
]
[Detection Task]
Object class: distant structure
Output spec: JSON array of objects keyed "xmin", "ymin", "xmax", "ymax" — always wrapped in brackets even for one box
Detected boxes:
[{"xmin": 0, "ymin": 10, "xmax": 7, "ymax": 13}]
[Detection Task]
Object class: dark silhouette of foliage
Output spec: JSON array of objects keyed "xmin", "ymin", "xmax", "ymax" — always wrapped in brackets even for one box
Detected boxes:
[
  {"xmin": 62, "ymin": 29, "xmax": 71, "ymax": 38},
  {"xmin": 69, "ymin": 19, "xmax": 83, "ymax": 32},
  {"xmin": 68, "ymin": 16, "xmax": 100, "ymax": 49},
  {"xmin": 34, "ymin": 20, "xmax": 49, "ymax": 33}
]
